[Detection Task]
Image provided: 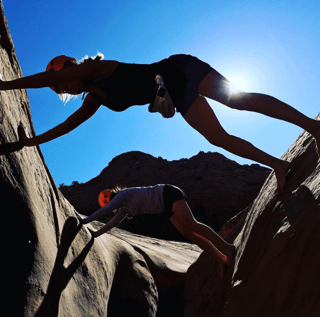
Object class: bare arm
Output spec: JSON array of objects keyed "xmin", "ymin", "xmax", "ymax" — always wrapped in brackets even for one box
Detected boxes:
[
  {"xmin": 0, "ymin": 58, "xmax": 118, "ymax": 90},
  {"xmin": 0, "ymin": 61, "xmax": 95, "ymax": 90},
  {"xmin": 81, "ymin": 192, "xmax": 127, "ymax": 224},
  {"xmin": 20, "ymin": 94, "xmax": 100, "ymax": 146},
  {"xmin": 0, "ymin": 70, "xmax": 63, "ymax": 90},
  {"xmin": 90, "ymin": 209, "xmax": 128, "ymax": 238}
]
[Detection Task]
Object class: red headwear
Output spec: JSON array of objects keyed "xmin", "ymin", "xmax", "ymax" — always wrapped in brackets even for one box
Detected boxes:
[
  {"xmin": 98, "ymin": 190, "xmax": 112, "ymax": 207},
  {"xmin": 46, "ymin": 55, "xmax": 77, "ymax": 92}
]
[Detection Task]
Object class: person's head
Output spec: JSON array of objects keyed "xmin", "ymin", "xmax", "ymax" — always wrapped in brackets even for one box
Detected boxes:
[
  {"xmin": 46, "ymin": 52, "xmax": 104, "ymax": 103},
  {"xmin": 98, "ymin": 189, "xmax": 113, "ymax": 207},
  {"xmin": 46, "ymin": 55, "xmax": 77, "ymax": 93},
  {"xmin": 98, "ymin": 185, "xmax": 126, "ymax": 211}
]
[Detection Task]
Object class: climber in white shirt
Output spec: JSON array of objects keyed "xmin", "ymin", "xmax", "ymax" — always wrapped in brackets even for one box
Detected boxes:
[{"xmin": 79, "ymin": 184, "xmax": 236, "ymax": 278}]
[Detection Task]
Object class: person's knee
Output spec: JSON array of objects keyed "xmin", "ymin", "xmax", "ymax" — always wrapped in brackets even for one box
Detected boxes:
[
  {"xmin": 171, "ymin": 217, "xmax": 188, "ymax": 236},
  {"xmin": 179, "ymin": 225, "xmax": 197, "ymax": 241},
  {"xmin": 185, "ymin": 218, "xmax": 201, "ymax": 232}
]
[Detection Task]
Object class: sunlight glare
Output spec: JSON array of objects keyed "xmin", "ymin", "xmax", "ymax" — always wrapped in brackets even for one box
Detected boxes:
[{"xmin": 228, "ymin": 76, "xmax": 248, "ymax": 92}]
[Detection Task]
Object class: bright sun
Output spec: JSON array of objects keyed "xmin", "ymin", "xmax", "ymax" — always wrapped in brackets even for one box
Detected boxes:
[{"xmin": 228, "ymin": 76, "xmax": 248, "ymax": 92}]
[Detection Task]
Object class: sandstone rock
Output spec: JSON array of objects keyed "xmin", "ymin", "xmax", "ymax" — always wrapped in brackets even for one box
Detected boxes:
[
  {"xmin": 5, "ymin": 2, "xmax": 319, "ymax": 316},
  {"xmin": 61, "ymin": 150, "xmax": 270, "ymax": 240},
  {"xmin": 185, "ymin": 117, "xmax": 320, "ymax": 316},
  {"xmin": 0, "ymin": 4, "xmax": 200, "ymax": 316},
  {"xmin": 109, "ymin": 227, "xmax": 201, "ymax": 316}
]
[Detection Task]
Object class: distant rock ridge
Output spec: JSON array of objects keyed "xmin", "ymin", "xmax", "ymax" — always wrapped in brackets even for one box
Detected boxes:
[{"xmin": 60, "ymin": 150, "xmax": 270, "ymax": 240}]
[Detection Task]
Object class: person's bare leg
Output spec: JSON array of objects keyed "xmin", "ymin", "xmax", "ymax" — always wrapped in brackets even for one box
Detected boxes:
[
  {"xmin": 172, "ymin": 200, "xmax": 234, "ymax": 256},
  {"xmin": 186, "ymin": 228, "xmax": 230, "ymax": 278},
  {"xmin": 191, "ymin": 222, "xmax": 235, "ymax": 266},
  {"xmin": 171, "ymin": 216, "xmax": 227, "ymax": 263},
  {"xmin": 198, "ymin": 69, "xmax": 320, "ymax": 154},
  {"xmin": 170, "ymin": 200, "xmax": 235, "ymax": 278},
  {"xmin": 183, "ymin": 96, "xmax": 290, "ymax": 192},
  {"xmin": 170, "ymin": 200, "xmax": 235, "ymax": 276}
]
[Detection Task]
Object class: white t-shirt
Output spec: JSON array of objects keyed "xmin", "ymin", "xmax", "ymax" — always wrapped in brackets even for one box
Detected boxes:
[{"xmin": 103, "ymin": 184, "xmax": 165, "ymax": 217}]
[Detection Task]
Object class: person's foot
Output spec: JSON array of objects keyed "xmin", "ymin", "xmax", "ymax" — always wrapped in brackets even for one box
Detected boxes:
[
  {"xmin": 272, "ymin": 159, "xmax": 291, "ymax": 193},
  {"xmin": 219, "ymin": 246, "xmax": 236, "ymax": 279}
]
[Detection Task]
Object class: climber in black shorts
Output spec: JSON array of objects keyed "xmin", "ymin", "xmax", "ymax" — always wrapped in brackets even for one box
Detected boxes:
[
  {"xmin": 1, "ymin": 53, "xmax": 320, "ymax": 193},
  {"xmin": 79, "ymin": 184, "xmax": 236, "ymax": 278}
]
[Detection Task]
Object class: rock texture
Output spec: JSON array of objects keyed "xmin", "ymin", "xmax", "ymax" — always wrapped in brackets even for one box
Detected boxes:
[
  {"xmin": 0, "ymin": 4, "xmax": 200, "ymax": 317},
  {"xmin": 185, "ymin": 118, "xmax": 320, "ymax": 316},
  {"xmin": 60, "ymin": 151, "xmax": 270, "ymax": 240},
  {"xmin": 3, "ymin": 3, "xmax": 320, "ymax": 316}
]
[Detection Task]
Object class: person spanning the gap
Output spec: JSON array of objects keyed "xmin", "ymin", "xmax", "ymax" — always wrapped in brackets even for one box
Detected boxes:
[
  {"xmin": 78, "ymin": 184, "xmax": 236, "ymax": 278},
  {"xmin": 1, "ymin": 53, "xmax": 320, "ymax": 192}
]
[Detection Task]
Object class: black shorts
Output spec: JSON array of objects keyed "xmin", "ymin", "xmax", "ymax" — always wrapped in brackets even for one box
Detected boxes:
[
  {"xmin": 162, "ymin": 184, "xmax": 187, "ymax": 219},
  {"xmin": 161, "ymin": 54, "xmax": 213, "ymax": 117}
]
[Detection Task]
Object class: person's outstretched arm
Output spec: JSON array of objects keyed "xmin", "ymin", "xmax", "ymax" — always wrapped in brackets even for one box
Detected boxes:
[
  {"xmin": 0, "ymin": 58, "xmax": 101, "ymax": 90},
  {"xmin": 0, "ymin": 58, "xmax": 117, "ymax": 91},
  {"xmin": 89, "ymin": 209, "xmax": 128, "ymax": 238},
  {"xmin": 19, "ymin": 94, "xmax": 100, "ymax": 146},
  {"xmin": 80, "ymin": 191, "xmax": 127, "ymax": 224}
]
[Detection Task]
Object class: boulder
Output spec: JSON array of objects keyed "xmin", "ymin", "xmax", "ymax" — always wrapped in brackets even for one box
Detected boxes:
[
  {"xmin": 0, "ymin": 4, "xmax": 200, "ymax": 316},
  {"xmin": 185, "ymin": 116, "xmax": 320, "ymax": 316}
]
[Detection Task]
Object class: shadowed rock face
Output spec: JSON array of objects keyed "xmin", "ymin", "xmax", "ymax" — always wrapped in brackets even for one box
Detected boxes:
[
  {"xmin": 185, "ymin": 116, "xmax": 320, "ymax": 316},
  {"xmin": 0, "ymin": 4, "xmax": 201, "ymax": 316},
  {"xmin": 60, "ymin": 150, "xmax": 270, "ymax": 240}
]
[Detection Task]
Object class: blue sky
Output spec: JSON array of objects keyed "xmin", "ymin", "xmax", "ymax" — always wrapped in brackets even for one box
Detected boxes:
[{"xmin": 3, "ymin": 0, "xmax": 320, "ymax": 186}]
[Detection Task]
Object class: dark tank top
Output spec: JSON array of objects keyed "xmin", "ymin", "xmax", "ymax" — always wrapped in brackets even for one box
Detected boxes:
[
  {"xmin": 90, "ymin": 57, "xmax": 187, "ymax": 112},
  {"xmin": 90, "ymin": 62, "xmax": 163, "ymax": 111}
]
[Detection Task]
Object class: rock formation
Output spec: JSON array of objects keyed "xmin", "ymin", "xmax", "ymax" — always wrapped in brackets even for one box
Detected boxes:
[
  {"xmin": 60, "ymin": 150, "xmax": 270, "ymax": 240},
  {"xmin": 0, "ymin": 4, "xmax": 200, "ymax": 316},
  {"xmin": 3, "ymin": 2, "xmax": 320, "ymax": 316},
  {"xmin": 185, "ymin": 117, "xmax": 320, "ymax": 316}
]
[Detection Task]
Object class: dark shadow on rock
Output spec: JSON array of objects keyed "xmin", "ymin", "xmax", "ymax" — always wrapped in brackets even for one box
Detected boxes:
[
  {"xmin": 35, "ymin": 217, "xmax": 94, "ymax": 317},
  {"xmin": 234, "ymin": 184, "xmax": 316, "ymax": 283},
  {"xmin": 108, "ymin": 250, "xmax": 157, "ymax": 317},
  {"xmin": 4, "ymin": 185, "xmax": 37, "ymax": 316},
  {"xmin": 284, "ymin": 143, "xmax": 319, "ymax": 192}
]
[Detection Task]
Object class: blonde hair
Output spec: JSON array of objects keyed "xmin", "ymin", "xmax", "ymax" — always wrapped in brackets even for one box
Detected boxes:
[
  {"xmin": 58, "ymin": 93, "xmax": 77, "ymax": 104},
  {"xmin": 58, "ymin": 52, "xmax": 105, "ymax": 104},
  {"xmin": 79, "ymin": 51, "xmax": 104, "ymax": 64}
]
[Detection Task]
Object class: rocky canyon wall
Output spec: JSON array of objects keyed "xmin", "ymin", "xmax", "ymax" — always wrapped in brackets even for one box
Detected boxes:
[{"xmin": 0, "ymin": 4, "xmax": 200, "ymax": 316}]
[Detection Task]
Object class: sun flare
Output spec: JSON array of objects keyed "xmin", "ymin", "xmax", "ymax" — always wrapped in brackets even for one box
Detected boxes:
[{"xmin": 228, "ymin": 76, "xmax": 248, "ymax": 92}]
